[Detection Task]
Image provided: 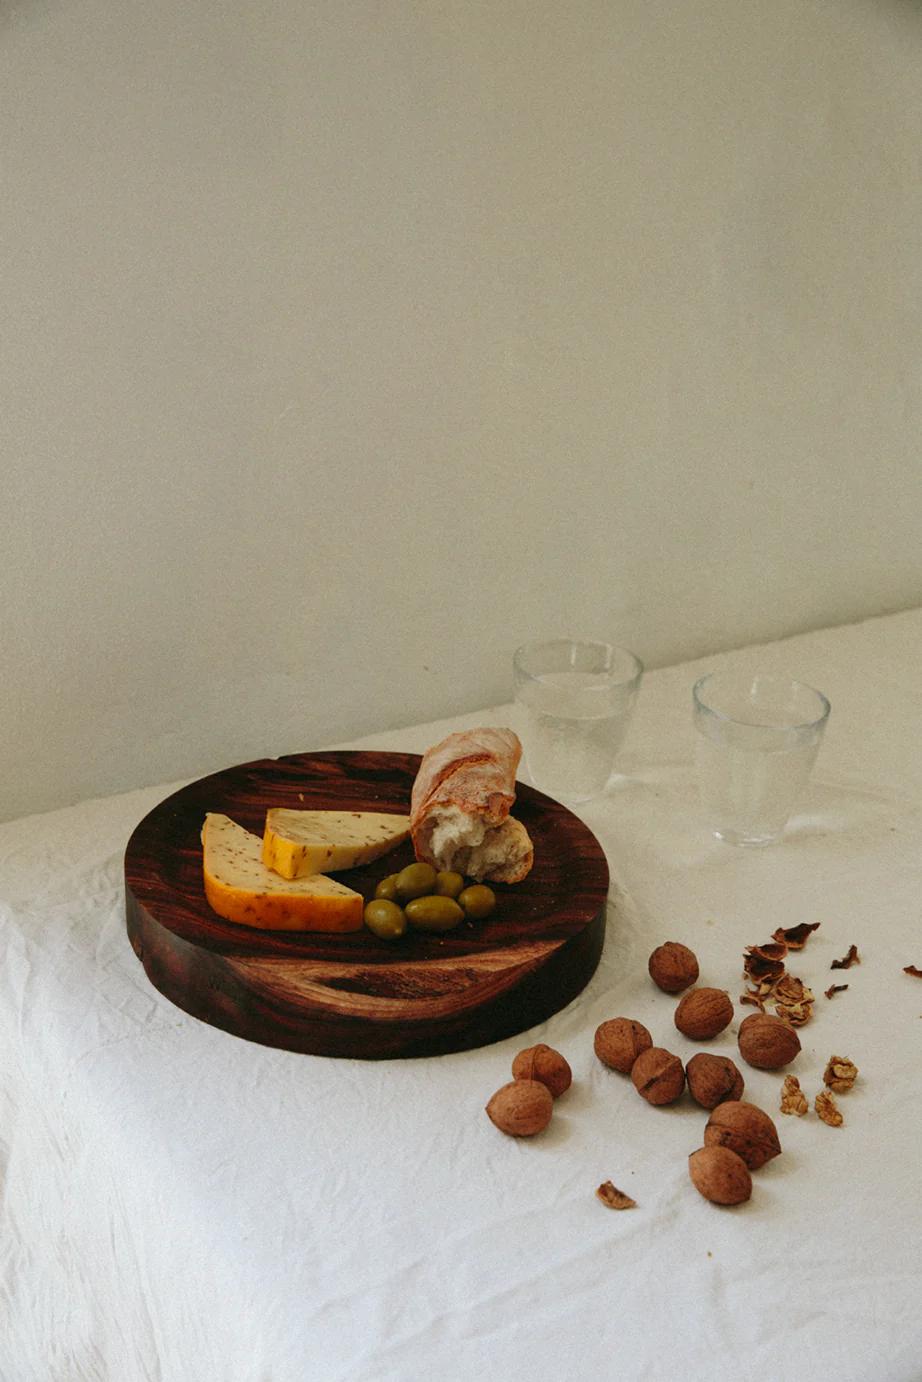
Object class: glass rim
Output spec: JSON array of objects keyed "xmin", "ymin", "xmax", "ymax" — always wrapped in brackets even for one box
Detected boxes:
[
  {"xmin": 692, "ymin": 670, "xmax": 831, "ymax": 733},
  {"xmin": 513, "ymin": 637, "xmax": 644, "ymax": 690}
]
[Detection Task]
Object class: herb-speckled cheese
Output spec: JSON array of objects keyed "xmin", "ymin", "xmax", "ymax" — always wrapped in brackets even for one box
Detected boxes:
[
  {"xmin": 202, "ymin": 813, "xmax": 364, "ymax": 931},
  {"xmin": 262, "ymin": 809, "xmax": 410, "ymax": 880}
]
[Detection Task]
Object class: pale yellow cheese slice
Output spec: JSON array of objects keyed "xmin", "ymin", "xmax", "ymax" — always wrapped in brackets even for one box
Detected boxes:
[
  {"xmin": 202, "ymin": 813, "xmax": 364, "ymax": 931},
  {"xmin": 261, "ymin": 808, "xmax": 411, "ymax": 880}
]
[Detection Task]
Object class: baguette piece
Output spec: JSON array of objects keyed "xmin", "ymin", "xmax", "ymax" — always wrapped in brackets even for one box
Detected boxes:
[
  {"xmin": 202, "ymin": 813, "xmax": 364, "ymax": 931},
  {"xmin": 410, "ymin": 727, "xmax": 534, "ymax": 883},
  {"xmin": 262, "ymin": 809, "xmax": 410, "ymax": 880}
]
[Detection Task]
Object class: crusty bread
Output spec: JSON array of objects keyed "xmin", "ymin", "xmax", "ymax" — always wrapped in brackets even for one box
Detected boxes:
[{"xmin": 410, "ymin": 728, "xmax": 534, "ymax": 883}]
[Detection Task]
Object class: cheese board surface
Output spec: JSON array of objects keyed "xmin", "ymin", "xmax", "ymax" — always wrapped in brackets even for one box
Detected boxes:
[{"xmin": 124, "ymin": 750, "xmax": 610, "ymax": 1059}]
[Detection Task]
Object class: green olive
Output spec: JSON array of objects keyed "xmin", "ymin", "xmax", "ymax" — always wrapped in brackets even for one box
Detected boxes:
[
  {"xmin": 363, "ymin": 899, "xmax": 407, "ymax": 940},
  {"xmin": 374, "ymin": 873, "xmax": 400, "ymax": 901},
  {"xmin": 458, "ymin": 884, "xmax": 496, "ymax": 920},
  {"xmin": 404, "ymin": 894, "xmax": 464, "ymax": 933},
  {"xmin": 395, "ymin": 862, "xmax": 438, "ymax": 901},
  {"xmin": 434, "ymin": 870, "xmax": 465, "ymax": 899}
]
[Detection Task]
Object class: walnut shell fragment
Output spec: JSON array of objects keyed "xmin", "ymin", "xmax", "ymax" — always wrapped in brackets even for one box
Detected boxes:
[
  {"xmin": 815, "ymin": 1090, "xmax": 844, "ymax": 1127},
  {"xmin": 831, "ymin": 944, "xmax": 860, "ymax": 970},
  {"xmin": 823, "ymin": 1056, "xmax": 858, "ymax": 1093},
  {"xmin": 771, "ymin": 922, "xmax": 820, "ymax": 950},
  {"xmin": 903, "ymin": 965, "xmax": 922, "ymax": 979},
  {"xmin": 780, "ymin": 1075, "xmax": 808, "ymax": 1117},
  {"xmin": 825, "ymin": 984, "xmax": 849, "ymax": 999},
  {"xmin": 596, "ymin": 1180, "xmax": 637, "ymax": 1210}
]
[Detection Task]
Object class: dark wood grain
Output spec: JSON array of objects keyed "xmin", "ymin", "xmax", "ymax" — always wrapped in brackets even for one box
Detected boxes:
[{"xmin": 124, "ymin": 750, "xmax": 610, "ymax": 1058}]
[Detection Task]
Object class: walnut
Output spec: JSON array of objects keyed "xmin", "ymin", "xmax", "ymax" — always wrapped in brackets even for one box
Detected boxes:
[
  {"xmin": 630, "ymin": 1047, "xmax": 686, "ymax": 1106},
  {"xmin": 511, "ymin": 1044, "xmax": 572, "ymax": 1098},
  {"xmin": 686, "ymin": 1053, "xmax": 745, "ymax": 1109},
  {"xmin": 594, "ymin": 1017, "xmax": 653, "ymax": 1074},
  {"xmin": 688, "ymin": 1146, "xmax": 752, "ymax": 1206},
  {"xmin": 823, "ymin": 1056, "xmax": 858, "ymax": 1093},
  {"xmin": 815, "ymin": 1090, "xmax": 844, "ymax": 1127},
  {"xmin": 485, "ymin": 1080, "xmax": 553, "ymax": 1136},
  {"xmin": 648, "ymin": 941, "xmax": 699, "ymax": 994},
  {"xmin": 780, "ymin": 1075, "xmax": 808, "ymax": 1117},
  {"xmin": 703, "ymin": 1100, "xmax": 782, "ymax": 1170},
  {"xmin": 596, "ymin": 1180, "xmax": 637, "ymax": 1210},
  {"xmin": 674, "ymin": 987, "xmax": 734, "ymax": 1040},
  {"xmin": 737, "ymin": 1012, "xmax": 801, "ymax": 1069}
]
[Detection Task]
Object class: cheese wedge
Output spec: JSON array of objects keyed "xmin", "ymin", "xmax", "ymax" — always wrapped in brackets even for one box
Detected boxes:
[
  {"xmin": 262, "ymin": 809, "xmax": 411, "ymax": 880},
  {"xmin": 202, "ymin": 813, "xmax": 364, "ymax": 931}
]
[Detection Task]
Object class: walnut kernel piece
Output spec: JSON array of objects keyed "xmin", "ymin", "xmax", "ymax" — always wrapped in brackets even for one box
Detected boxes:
[
  {"xmin": 485, "ymin": 1080, "xmax": 553, "ymax": 1136},
  {"xmin": 780, "ymin": 1075, "xmax": 808, "ymax": 1117},
  {"xmin": 511, "ymin": 1044, "xmax": 572, "ymax": 1098},
  {"xmin": 648, "ymin": 941, "xmax": 699, "ymax": 994},
  {"xmin": 815, "ymin": 1090, "xmax": 844, "ymax": 1127},
  {"xmin": 594, "ymin": 1018, "xmax": 653, "ymax": 1074},
  {"xmin": 831, "ymin": 944, "xmax": 860, "ymax": 970},
  {"xmin": 596, "ymin": 1180, "xmax": 637, "ymax": 1210},
  {"xmin": 823, "ymin": 1056, "xmax": 858, "ymax": 1093}
]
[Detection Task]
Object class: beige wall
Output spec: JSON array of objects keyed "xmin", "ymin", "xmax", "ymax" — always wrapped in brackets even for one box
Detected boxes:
[{"xmin": 2, "ymin": 0, "xmax": 921, "ymax": 821}]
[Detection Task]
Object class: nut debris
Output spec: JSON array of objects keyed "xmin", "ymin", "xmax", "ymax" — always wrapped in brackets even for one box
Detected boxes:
[
  {"xmin": 823, "ymin": 1056, "xmax": 858, "ymax": 1093},
  {"xmin": 815, "ymin": 1091, "xmax": 844, "ymax": 1127},
  {"xmin": 780, "ymin": 1075, "xmax": 808, "ymax": 1117},
  {"xmin": 831, "ymin": 944, "xmax": 860, "ymax": 970},
  {"xmin": 596, "ymin": 1181, "xmax": 637, "ymax": 1210},
  {"xmin": 904, "ymin": 965, "xmax": 922, "ymax": 979},
  {"xmin": 825, "ymin": 984, "xmax": 849, "ymax": 999},
  {"xmin": 771, "ymin": 923, "xmax": 820, "ymax": 950}
]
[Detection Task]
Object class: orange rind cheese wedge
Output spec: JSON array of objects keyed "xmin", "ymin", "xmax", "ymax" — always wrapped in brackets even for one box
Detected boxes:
[
  {"xmin": 262, "ymin": 808, "xmax": 410, "ymax": 880},
  {"xmin": 202, "ymin": 813, "xmax": 363, "ymax": 931}
]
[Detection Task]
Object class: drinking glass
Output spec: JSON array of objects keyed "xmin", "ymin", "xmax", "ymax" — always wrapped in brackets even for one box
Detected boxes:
[
  {"xmin": 692, "ymin": 670, "xmax": 831, "ymax": 845},
  {"xmin": 513, "ymin": 639, "xmax": 643, "ymax": 802}
]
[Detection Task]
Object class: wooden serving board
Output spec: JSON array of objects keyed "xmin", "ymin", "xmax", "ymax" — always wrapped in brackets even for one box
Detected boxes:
[{"xmin": 124, "ymin": 750, "xmax": 610, "ymax": 1059}]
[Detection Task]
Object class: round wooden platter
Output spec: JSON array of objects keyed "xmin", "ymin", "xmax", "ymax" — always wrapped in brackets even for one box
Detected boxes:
[{"xmin": 124, "ymin": 750, "xmax": 610, "ymax": 1060}]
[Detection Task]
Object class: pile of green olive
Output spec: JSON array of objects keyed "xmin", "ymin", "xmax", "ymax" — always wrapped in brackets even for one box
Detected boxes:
[{"xmin": 363, "ymin": 861, "xmax": 496, "ymax": 940}]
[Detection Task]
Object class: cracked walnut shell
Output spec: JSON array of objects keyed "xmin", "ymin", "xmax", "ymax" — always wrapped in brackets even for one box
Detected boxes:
[
  {"xmin": 511, "ymin": 1044, "xmax": 572, "ymax": 1098},
  {"xmin": 485, "ymin": 1080, "xmax": 553, "ymax": 1136},
  {"xmin": 737, "ymin": 1012, "xmax": 801, "ymax": 1069},
  {"xmin": 674, "ymin": 987, "xmax": 734, "ymax": 1041},
  {"xmin": 594, "ymin": 1018, "xmax": 653, "ymax": 1074},
  {"xmin": 704, "ymin": 1100, "xmax": 782, "ymax": 1170},
  {"xmin": 648, "ymin": 941, "xmax": 699, "ymax": 994}
]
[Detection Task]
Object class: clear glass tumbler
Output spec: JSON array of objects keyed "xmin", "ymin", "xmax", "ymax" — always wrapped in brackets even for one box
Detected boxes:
[
  {"xmin": 513, "ymin": 638, "xmax": 644, "ymax": 803},
  {"xmin": 692, "ymin": 670, "xmax": 831, "ymax": 846}
]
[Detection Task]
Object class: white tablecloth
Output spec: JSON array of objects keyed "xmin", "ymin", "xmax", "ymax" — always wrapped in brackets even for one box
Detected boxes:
[{"xmin": 3, "ymin": 609, "xmax": 922, "ymax": 1382}]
